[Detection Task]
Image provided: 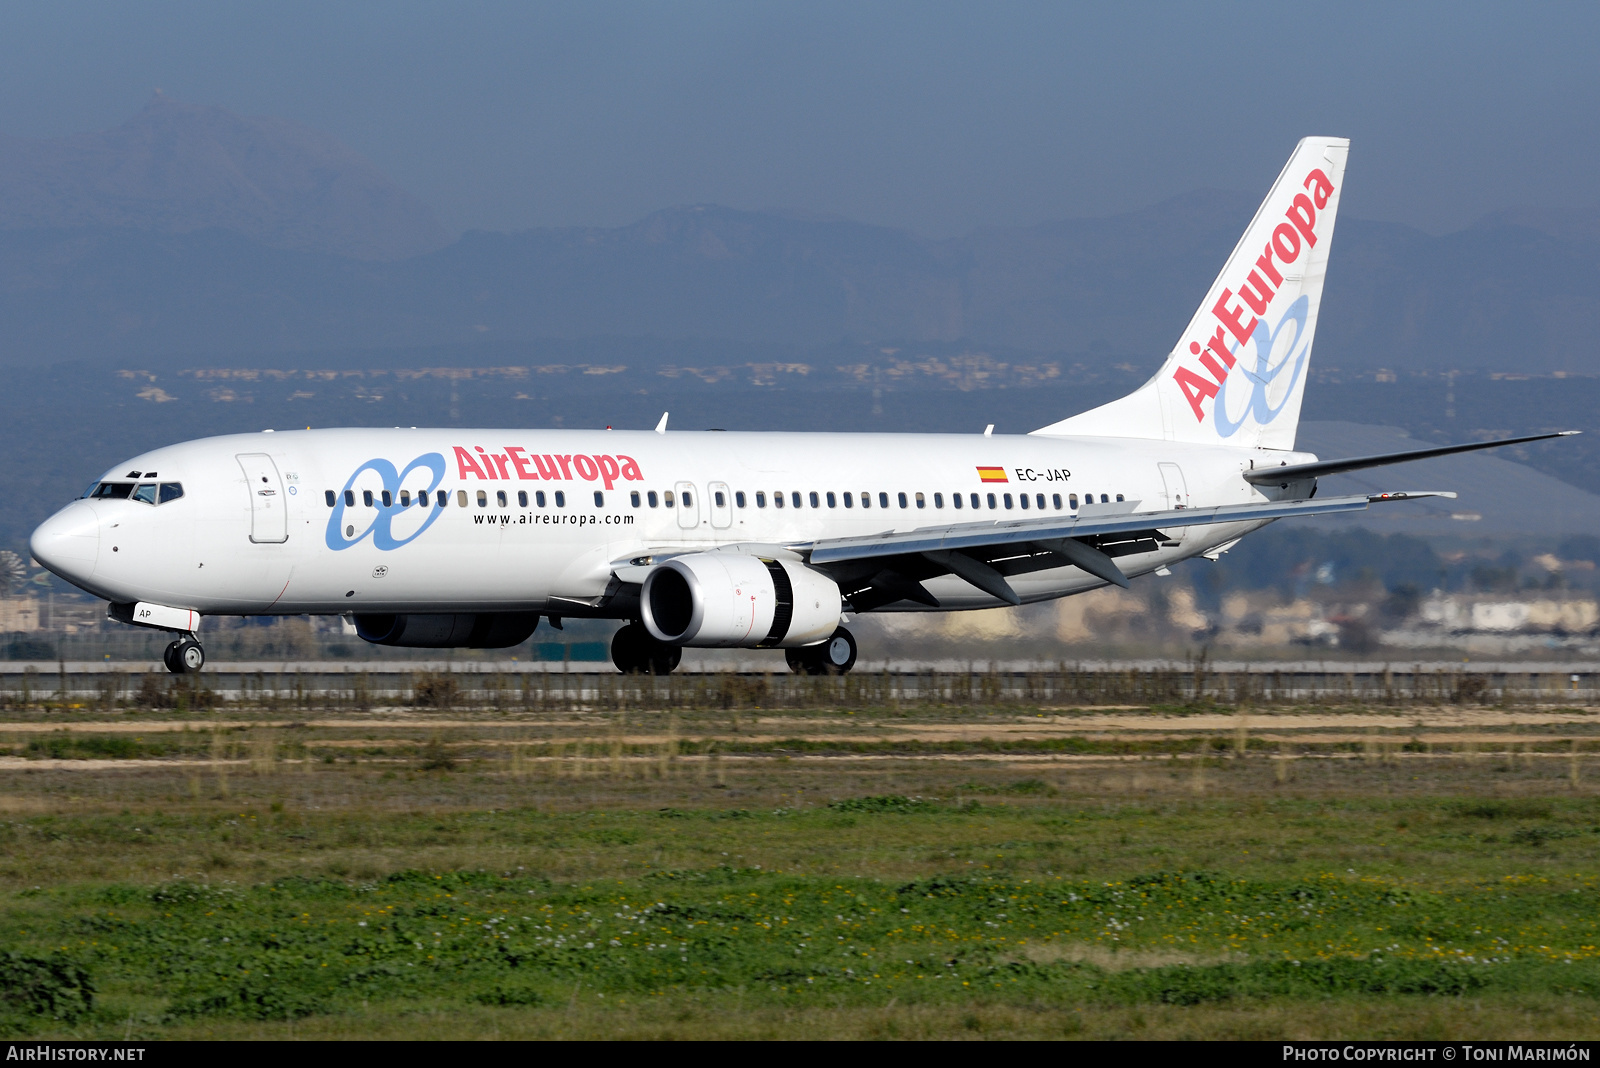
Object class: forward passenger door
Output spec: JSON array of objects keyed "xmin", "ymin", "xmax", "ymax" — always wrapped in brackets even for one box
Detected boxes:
[{"xmin": 237, "ymin": 453, "xmax": 288, "ymax": 543}]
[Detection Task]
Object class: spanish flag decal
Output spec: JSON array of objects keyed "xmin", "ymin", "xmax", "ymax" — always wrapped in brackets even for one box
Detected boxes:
[{"xmin": 976, "ymin": 466, "xmax": 1008, "ymax": 483}]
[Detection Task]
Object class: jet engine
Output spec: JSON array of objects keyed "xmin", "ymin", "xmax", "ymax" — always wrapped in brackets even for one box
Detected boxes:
[
  {"xmin": 639, "ymin": 553, "xmax": 840, "ymax": 648},
  {"xmin": 353, "ymin": 612, "xmax": 540, "ymax": 649}
]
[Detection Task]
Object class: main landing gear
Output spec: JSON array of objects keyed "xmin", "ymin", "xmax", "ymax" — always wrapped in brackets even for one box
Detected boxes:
[
  {"xmin": 163, "ymin": 636, "xmax": 205, "ymax": 674},
  {"xmin": 611, "ymin": 622, "xmax": 682, "ymax": 675},
  {"xmin": 786, "ymin": 627, "xmax": 858, "ymax": 676}
]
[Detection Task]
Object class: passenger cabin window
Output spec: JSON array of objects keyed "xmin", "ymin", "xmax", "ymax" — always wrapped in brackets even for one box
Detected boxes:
[
  {"xmin": 159, "ymin": 483, "xmax": 183, "ymax": 504},
  {"xmin": 860, "ymin": 492, "xmax": 870, "ymax": 509},
  {"xmin": 457, "ymin": 490, "xmax": 468, "ymax": 507},
  {"xmin": 970, "ymin": 493, "xmax": 980, "ymax": 509},
  {"xmin": 1019, "ymin": 493, "xmax": 1029, "ymax": 509},
  {"xmin": 344, "ymin": 490, "xmax": 356, "ymax": 507},
  {"xmin": 648, "ymin": 491, "xmax": 659, "ymax": 507},
  {"xmin": 131, "ymin": 484, "xmax": 157, "ymax": 505},
  {"xmin": 363, "ymin": 490, "xmax": 374, "ymax": 507},
  {"xmin": 683, "ymin": 491, "xmax": 693, "ymax": 508},
  {"xmin": 1053, "ymin": 493, "xmax": 1062, "ymax": 509},
  {"xmin": 755, "ymin": 491, "xmax": 765, "ymax": 507},
  {"xmin": 399, "ymin": 490, "xmax": 411, "ymax": 507},
  {"xmin": 952, "ymin": 493, "xmax": 962, "ymax": 509},
  {"xmin": 382, "ymin": 491, "xmax": 393, "ymax": 508},
  {"xmin": 436, "ymin": 490, "xmax": 448, "ymax": 507},
  {"xmin": 1037, "ymin": 493, "xmax": 1046, "ymax": 509},
  {"xmin": 915, "ymin": 492, "xmax": 925, "ymax": 509},
  {"xmin": 476, "ymin": 490, "xmax": 487, "ymax": 507},
  {"xmin": 1004, "ymin": 494, "xmax": 1014, "ymax": 509},
  {"xmin": 1102, "ymin": 494, "xmax": 1110, "ymax": 504},
  {"xmin": 555, "ymin": 491, "xmax": 566, "ymax": 507},
  {"xmin": 715, "ymin": 490, "xmax": 726, "ymax": 507},
  {"xmin": 897, "ymin": 492, "xmax": 908, "ymax": 509},
  {"xmin": 790, "ymin": 491, "xmax": 800, "ymax": 508},
  {"xmin": 934, "ymin": 493, "xmax": 943, "ymax": 508},
  {"xmin": 536, "ymin": 491, "xmax": 547, "ymax": 507},
  {"xmin": 736, "ymin": 491, "xmax": 746, "ymax": 508},
  {"xmin": 594, "ymin": 491, "xmax": 604, "ymax": 507},
  {"xmin": 1069, "ymin": 494, "xmax": 1078, "ymax": 509},
  {"xmin": 987, "ymin": 493, "xmax": 997, "ymax": 509},
  {"xmin": 664, "ymin": 490, "xmax": 675, "ymax": 507},
  {"xmin": 631, "ymin": 491, "xmax": 641, "ymax": 507},
  {"xmin": 774, "ymin": 492, "xmax": 784, "ymax": 508},
  {"xmin": 843, "ymin": 492, "xmax": 853, "ymax": 508},
  {"xmin": 810, "ymin": 491, "xmax": 820, "ymax": 508},
  {"xmin": 518, "ymin": 490, "xmax": 529, "ymax": 507},
  {"xmin": 1116, "ymin": 494, "xmax": 1124, "ymax": 502},
  {"xmin": 879, "ymin": 492, "xmax": 889, "ymax": 509},
  {"xmin": 325, "ymin": 490, "xmax": 336, "ymax": 507},
  {"xmin": 496, "ymin": 490, "xmax": 507, "ymax": 508},
  {"xmin": 90, "ymin": 482, "xmax": 134, "ymax": 500},
  {"xmin": 826, "ymin": 492, "xmax": 836, "ymax": 508}
]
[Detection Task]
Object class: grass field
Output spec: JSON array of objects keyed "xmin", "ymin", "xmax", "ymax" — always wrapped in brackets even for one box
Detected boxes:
[{"xmin": 0, "ymin": 692, "xmax": 1598, "ymax": 1039}]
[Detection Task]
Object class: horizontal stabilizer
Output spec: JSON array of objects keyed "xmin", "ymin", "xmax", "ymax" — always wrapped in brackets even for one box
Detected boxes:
[{"xmin": 1244, "ymin": 431, "xmax": 1579, "ymax": 485}]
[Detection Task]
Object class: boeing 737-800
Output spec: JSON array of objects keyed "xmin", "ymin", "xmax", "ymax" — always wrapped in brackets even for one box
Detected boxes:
[{"xmin": 28, "ymin": 137, "xmax": 1575, "ymax": 674}]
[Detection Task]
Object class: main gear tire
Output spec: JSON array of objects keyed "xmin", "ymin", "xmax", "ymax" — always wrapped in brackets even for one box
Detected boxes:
[
  {"xmin": 786, "ymin": 627, "xmax": 857, "ymax": 676},
  {"xmin": 611, "ymin": 622, "xmax": 682, "ymax": 675}
]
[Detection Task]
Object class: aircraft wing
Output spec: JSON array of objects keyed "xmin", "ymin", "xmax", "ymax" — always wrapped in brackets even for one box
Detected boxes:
[{"xmin": 797, "ymin": 490, "xmax": 1455, "ymax": 610}]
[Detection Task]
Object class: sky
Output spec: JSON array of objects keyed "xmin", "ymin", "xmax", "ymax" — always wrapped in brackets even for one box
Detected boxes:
[{"xmin": 0, "ymin": 1, "xmax": 1597, "ymax": 239}]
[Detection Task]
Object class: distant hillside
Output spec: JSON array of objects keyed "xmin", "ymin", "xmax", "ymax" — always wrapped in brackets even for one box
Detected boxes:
[
  {"xmin": 0, "ymin": 94, "xmax": 447, "ymax": 260},
  {"xmin": 1, "ymin": 196, "xmax": 1597, "ymax": 373},
  {"xmin": 1, "ymin": 101, "xmax": 1598, "ymax": 372}
]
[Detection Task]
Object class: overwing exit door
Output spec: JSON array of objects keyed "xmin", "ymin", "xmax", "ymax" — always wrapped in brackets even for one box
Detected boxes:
[
  {"xmin": 675, "ymin": 481, "xmax": 699, "ymax": 529},
  {"xmin": 708, "ymin": 481, "xmax": 733, "ymax": 529},
  {"xmin": 238, "ymin": 453, "xmax": 288, "ymax": 543}
]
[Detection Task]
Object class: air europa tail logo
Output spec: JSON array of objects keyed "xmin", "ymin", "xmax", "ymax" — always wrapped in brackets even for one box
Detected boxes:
[
  {"xmin": 1173, "ymin": 167, "xmax": 1336, "ymax": 428},
  {"xmin": 453, "ymin": 447, "xmax": 643, "ymax": 490}
]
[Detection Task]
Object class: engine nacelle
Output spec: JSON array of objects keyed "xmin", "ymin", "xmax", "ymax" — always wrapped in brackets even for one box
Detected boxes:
[
  {"xmin": 353, "ymin": 612, "xmax": 540, "ymax": 649},
  {"xmin": 640, "ymin": 553, "xmax": 840, "ymax": 648}
]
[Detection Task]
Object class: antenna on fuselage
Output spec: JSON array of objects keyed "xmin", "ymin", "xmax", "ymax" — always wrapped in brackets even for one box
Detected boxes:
[
  {"xmin": 655, "ymin": 412, "xmax": 669, "ymax": 434},
  {"xmin": 983, "ymin": 424, "xmax": 993, "ymax": 437}
]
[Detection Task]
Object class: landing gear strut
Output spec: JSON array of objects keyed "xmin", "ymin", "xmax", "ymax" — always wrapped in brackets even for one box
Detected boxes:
[
  {"xmin": 163, "ymin": 636, "xmax": 205, "ymax": 674},
  {"xmin": 786, "ymin": 627, "xmax": 857, "ymax": 676},
  {"xmin": 611, "ymin": 622, "xmax": 682, "ymax": 675}
]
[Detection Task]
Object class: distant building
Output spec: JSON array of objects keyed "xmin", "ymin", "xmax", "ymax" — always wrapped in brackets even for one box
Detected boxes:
[{"xmin": 0, "ymin": 596, "xmax": 41, "ymax": 633}]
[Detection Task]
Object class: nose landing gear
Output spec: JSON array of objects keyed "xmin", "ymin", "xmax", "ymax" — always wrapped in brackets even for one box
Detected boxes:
[
  {"xmin": 786, "ymin": 626, "xmax": 857, "ymax": 675},
  {"xmin": 163, "ymin": 636, "xmax": 205, "ymax": 674}
]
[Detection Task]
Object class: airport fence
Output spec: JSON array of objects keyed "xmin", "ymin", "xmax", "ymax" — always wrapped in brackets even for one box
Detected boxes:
[{"xmin": 0, "ymin": 660, "xmax": 1597, "ymax": 712}]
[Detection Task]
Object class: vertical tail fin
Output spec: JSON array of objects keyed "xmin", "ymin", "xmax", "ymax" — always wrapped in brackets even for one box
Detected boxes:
[{"xmin": 1032, "ymin": 136, "xmax": 1349, "ymax": 450}]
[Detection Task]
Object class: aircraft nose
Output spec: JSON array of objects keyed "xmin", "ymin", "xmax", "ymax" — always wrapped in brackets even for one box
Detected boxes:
[{"xmin": 30, "ymin": 501, "xmax": 100, "ymax": 581}]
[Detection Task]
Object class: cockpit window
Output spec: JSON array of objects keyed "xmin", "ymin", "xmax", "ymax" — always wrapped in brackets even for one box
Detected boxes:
[
  {"xmin": 90, "ymin": 482, "xmax": 134, "ymax": 500},
  {"xmin": 131, "ymin": 484, "xmax": 158, "ymax": 505},
  {"xmin": 159, "ymin": 483, "xmax": 184, "ymax": 504}
]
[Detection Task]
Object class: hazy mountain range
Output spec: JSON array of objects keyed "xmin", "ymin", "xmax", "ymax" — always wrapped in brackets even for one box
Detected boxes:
[{"xmin": 1, "ymin": 97, "xmax": 1597, "ymax": 376}]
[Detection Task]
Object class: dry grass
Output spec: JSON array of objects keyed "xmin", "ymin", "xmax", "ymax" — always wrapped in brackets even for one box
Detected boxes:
[{"xmin": 2, "ymin": 697, "xmax": 1600, "ymax": 1039}]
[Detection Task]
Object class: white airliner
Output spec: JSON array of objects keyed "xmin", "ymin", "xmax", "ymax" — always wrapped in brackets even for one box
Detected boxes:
[{"xmin": 29, "ymin": 137, "xmax": 1573, "ymax": 674}]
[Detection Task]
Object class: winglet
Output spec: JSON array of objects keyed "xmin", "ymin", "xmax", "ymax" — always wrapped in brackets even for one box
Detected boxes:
[{"xmin": 655, "ymin": 412, "xmax": 669, "ymax": 434}]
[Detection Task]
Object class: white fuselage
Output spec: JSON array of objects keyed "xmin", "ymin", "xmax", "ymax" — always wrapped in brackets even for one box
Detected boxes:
[{"xmin": 29, "ymin": 427, "xmax": 1298, "ymax": 621}]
